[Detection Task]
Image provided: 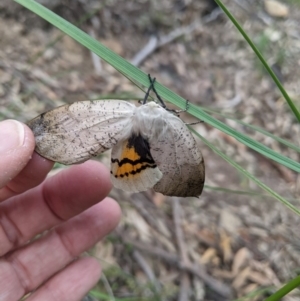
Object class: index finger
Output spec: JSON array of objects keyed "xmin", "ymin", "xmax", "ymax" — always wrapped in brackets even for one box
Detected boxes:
[{"xmin": 0, "ymin": 152, "xmax": 54, "ymax": 202}]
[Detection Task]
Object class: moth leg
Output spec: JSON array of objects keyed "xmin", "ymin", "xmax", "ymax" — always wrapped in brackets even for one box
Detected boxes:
[
  {"xmin": 185, "ymin": 120, "xmax": 204, "ymax": 125},
  {"xmin": 174, "ymin": 99, "xmax": 190, "ymax": 114},
  {"xmin": 147, "ymin": 75, "xmax": 203, "ymax": 124},
  {"xmin": 148, "ymin": 74, "xmax": 190, "ymax": 115}
]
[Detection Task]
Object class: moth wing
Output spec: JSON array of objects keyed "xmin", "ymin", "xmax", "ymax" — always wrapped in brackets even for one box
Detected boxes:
[
  {"xmin": 110, "ymin": 135, "xmax": 163, "ymax": 193},
  {"xmin": 150, "ymin": 116, "xmax": 205, "ymax": 197},
  {"xmin": 27, "ymin": 100, "xmax": 135, "ymax": 164}
]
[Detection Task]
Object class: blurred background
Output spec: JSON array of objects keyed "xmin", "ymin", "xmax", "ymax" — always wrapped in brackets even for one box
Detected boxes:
[{"xmin": 1, "ymin": 0, "xmax": 300, "ymax": 300}]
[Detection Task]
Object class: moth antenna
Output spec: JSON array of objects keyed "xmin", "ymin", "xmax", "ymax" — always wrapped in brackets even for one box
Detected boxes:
[
  {"xmin": 142, "ymin": 75, "xmax": 156, "ymax": 104},
  {"xmin": 147, "ymin": 74, "xmax": 167, "ymax": 108}
]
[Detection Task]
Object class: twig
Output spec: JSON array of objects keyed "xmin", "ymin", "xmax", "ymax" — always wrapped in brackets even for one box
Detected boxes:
[
  {"xmin": 233, "ymin": 0, "xmax": 273, "ymax": 25},
  {"xmin": 130, "ymin": 193, "xmax": 171, "ymax": 238},
  {"xmin": 178, "ymin": 275, "xmax": 190, "ymax": 301},
  {"xmin": 130, "ymin": 20, "xmax": 199, "ymax": 67},
  {"xmin": 130, "ymin": 36, "xmax": 158, "ymax": 67},
  {"xmin": 222, "ymin": 94, "xmax": 242, "ymax": 109},
  {"xmin": 221, "ymin": 72, "xmax": 244, "ymax": 109},
  {"xmin": 0, "ymin": 60, "xmax": 57, "ymax": 110},
  {"xmin": 120, "ymin": 237, "xmax": 233, "ymax": 299},
  {"xmin": 172, "ymin": 198, "xmax": 190, "ymax": 301},
  {"xmin": 173, "ymin": 198, "xmax": 188, "ymax": 262},
  {"xmin": 133, "ymin": 250, "xmax": 162, "ymax": 293},
  {"xmin": 130, "ymin": 8, "xmax": 222, "ymax": 67}
]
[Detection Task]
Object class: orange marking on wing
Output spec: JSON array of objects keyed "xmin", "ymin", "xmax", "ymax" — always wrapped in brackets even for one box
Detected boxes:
[
  {"xmin": 112, "ymin": 145, "xmax": 156, "ymax": 179},
  {"xmin": 121, "ymin": 146, "xmax": 141, "ymax": 162}
]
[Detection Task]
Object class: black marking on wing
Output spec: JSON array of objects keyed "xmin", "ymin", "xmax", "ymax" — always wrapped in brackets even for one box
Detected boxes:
[
  {"xmin": 111, "ymin": 164, "xmax": 157, "ymax": 178},
  {"xmin": 111, "ymin": 133, "xmax": 156, "ymax": 167}
]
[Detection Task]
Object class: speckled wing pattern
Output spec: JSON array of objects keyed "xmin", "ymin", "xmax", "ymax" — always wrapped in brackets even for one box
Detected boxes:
[
  {"xmin": 28, "ymin": 99, "xmax": 205, "ymax": 197},
  {"xmin": 27, "ymin": 100, "xmax": 135, "ymax": 164},
  {"xmin": 150, "ymin": 114, "xmax": 205, "ymax": 197}
]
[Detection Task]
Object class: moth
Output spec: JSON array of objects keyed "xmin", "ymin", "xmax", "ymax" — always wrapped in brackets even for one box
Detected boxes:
[{"xmin": 27, "ymin": 76, "xmax": 205, "ymax": 197}]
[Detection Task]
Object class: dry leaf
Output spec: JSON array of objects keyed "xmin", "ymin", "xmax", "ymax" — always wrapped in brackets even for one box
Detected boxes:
[
  {"xmin": 220, "ymin": 230, "xmax": 233, "ymax": 263},
  {"xmin": 232, "ymin": 266, "xmax": 251, "ymax": 290},
  {"xmin": 232, "ymin": 247, "xmax": 252, "ymax": 275},
  {"xmin": 200, "ymin": 247, "xmax": 217, "ymax": 265},
  {"xmin": 264, "ymin": 0, "xmax": 289, "ymax": 18}
]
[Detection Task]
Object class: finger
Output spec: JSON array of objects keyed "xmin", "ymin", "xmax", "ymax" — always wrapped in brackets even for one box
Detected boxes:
[
  {"xmin": 1, "ymin": 198, "xmax": 120, "ymax": 301},
  {"xmin": 27, "ymin": 257, "xmax": 101, "ymax": 301},
  {"xmin": 0, "ymin": 120, "xmax": 35, "ymax": 189},
  {"xmin": 43, "ymin": 160, "xmax": 113, "ymax": 220},
  {"xmin": 0, "ymin": 161, "xmax": 112, "ymax": 255},
  {"xmin": 0, "ymin": 152, "xmax": 54, "ymax": 202}
]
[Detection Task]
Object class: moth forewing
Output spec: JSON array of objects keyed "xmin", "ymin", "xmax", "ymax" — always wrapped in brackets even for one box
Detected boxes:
[{"xmin": 27, "ymin": 100, "xmax": 136, "ymax": 164}]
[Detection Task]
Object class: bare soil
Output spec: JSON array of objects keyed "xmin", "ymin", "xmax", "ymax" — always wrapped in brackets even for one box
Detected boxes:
[{"xmin": 1, "ymin": 0, "xmax": 300, "ymax": 300}]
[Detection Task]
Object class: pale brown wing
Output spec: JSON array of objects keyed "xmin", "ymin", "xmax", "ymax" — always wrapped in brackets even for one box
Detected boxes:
[
  {"xmin": 150, "ymin": 115, "xmax": 205, "ymax": 197},
  {"xmin": 27, "ymin": 100, "xmax": 135, "ymax": 164}
]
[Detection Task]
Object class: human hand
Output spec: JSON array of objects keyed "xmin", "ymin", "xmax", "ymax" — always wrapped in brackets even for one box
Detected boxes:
[{"xmin": 0, "ymin": 120, "xmax": 121, "ymax": 301}]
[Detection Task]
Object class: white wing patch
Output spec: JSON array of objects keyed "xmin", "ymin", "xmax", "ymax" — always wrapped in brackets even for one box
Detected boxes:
[{"xmin": 28, "ymin": 99, "xmax": 205, "ymax": 197}]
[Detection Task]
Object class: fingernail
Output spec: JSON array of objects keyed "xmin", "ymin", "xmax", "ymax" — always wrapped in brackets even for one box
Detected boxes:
[{"xmin": 0, "ymin": 120, "xmax": 25, "ymax": 154}]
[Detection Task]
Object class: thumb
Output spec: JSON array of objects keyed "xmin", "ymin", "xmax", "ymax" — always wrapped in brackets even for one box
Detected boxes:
[{"xmin": 0, "ymin": 120, "xmax": 35, "ymax": 188}]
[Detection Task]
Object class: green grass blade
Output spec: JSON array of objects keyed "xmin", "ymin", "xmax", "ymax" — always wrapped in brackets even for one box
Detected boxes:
[
  {"xmin": 205, "ymin": 185, "xmax": 300, "ymax": 203},
  {"xmin": 191, "ymin": 128, "xmax": 300, "ymax": 216},
  {"xmin": 188, "ymin": 104, "xmax": 300, "ymax": 173},
  {"xmin": 200, "ymin": 107, "xmax": 300, "ymax": 153},
  {"xmin": 90, "ymin": 291, "xmax": 141, "ymax": 301},
  {"xmin": 263, "ymin": 275, "xmax": 300, "ymax": 301},
  {"xmin": 14, "ymin": 0, "xmax": 300, "ymax": 173},
  {"xmin": 214, "ymin": 0, "xmax": 300, "ymax": 123},
  {"xmin": 235, "ymin": 122, "xmax": 300, "ymax": 153},
  {"xmin": 233, "ymin": 287, "xmax": 274, "ymax": 301}
]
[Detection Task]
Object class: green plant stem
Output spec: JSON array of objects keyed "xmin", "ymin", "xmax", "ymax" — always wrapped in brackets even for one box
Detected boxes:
[
  {"xmin": 214, "ymin": 0, "xmax": 300, "ymax": 123},
  {"xmin": 264, "ymin": 275, "xmax": 300, "ymax": 301},
  {"xmin": 192, "ymin": 129, "xmax": 300, "ymax": 216},
  {"xmin": 200, "ymin": 106, "xmax": 300, "ymax": 153},
  {"xmin": 204, "ymin": 185, "xmax": 300, "ymax": 202}
]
